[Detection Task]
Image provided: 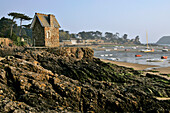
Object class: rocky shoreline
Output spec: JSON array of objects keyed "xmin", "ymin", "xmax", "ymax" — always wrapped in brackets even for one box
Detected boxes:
[{"xmin": 0, "ymin": 47, "xmax": 169, "ymax": 112}]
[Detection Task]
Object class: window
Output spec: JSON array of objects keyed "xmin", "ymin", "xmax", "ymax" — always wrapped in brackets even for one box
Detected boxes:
[{"xmin": 47, "ymin": 31, "xmax": 51, "ymax": 39}]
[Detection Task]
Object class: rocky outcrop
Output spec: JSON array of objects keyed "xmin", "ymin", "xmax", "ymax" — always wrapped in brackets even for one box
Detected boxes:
[
  {"xmin": 0, "ymin": 47, "xmax": 169, "ymax": 112},
  {"xmin": 156, "ymin": 36, "xmax": 170, "ymax": 44},
  {"xmin": 0, "ymin": 46, "xmax": 24, "ymax": 57}
]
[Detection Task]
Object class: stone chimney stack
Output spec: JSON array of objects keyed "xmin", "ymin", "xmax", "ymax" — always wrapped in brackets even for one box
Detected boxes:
[{"xmin": 49, "ymin": 14, "xmax": 54, "ymax": 27}]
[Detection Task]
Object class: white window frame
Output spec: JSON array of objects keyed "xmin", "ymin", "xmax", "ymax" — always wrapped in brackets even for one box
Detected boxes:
[{"xmin": 47, "ymin": 31, "xmax": 51, "ymax": 39}]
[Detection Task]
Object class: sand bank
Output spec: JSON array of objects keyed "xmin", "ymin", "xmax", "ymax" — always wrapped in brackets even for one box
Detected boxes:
[
  {"xmin": 101, "ymin": 59, "xmax": 170, "ymax": 74},
  {"xmin": 151, "ymin": 67, "xmax": 170, "ymax": 74}
]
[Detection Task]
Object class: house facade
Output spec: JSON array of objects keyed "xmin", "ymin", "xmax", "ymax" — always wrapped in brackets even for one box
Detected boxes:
[{"xmin": 31, "ymin": 13, "xmax": 60, "ymax": 47}]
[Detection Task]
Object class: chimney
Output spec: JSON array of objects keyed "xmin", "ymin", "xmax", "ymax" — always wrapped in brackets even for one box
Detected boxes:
[{"xmin": 48, "ymin": 14, "xmax": 54, "ymax": 27}]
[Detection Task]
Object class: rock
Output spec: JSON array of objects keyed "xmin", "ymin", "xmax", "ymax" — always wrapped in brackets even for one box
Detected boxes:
[{"xmin": 0, "ymin": 47, "xmax": 169, "ymax": 112}]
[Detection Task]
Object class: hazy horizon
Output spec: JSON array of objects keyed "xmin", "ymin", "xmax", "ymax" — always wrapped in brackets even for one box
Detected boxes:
[{"xmin": 1, "ymin": 0, "xmax": 170, "ymax": 43}]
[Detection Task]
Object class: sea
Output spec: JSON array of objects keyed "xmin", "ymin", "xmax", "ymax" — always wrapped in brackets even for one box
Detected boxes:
[{"xmin": 94, "ymin": 46, "xmax": 170, "ymax": 67}]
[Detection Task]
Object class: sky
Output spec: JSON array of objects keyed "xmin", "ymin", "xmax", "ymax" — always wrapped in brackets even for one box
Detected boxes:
[{"xmin": 1, "ymin": 0, "xmax": 170, "ymax": 43}]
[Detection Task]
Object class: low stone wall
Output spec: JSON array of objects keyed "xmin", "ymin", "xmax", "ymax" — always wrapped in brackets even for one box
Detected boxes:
[
  {"xmin": 0, "ymin": 46, "xmax": 24, "ymax": 57},
  {"xmin": 47, "ymin": 47, "xmax": 94, "ymax": 60},
  {"xmin": 0, "ymin": 38, "xmax": 13, "ymax": 46}
]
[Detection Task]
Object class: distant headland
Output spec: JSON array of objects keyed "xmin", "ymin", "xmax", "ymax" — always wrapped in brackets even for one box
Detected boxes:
[{"xmin": 156, "ymin": 36, "xmax": 170, "ymax": 45}]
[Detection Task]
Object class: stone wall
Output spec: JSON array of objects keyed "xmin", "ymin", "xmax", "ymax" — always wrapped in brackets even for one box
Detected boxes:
[
  {"xmin": 32, "ymin": 17, "xmax": 45, "ymax": 46},
  {"xmin": 47, "ymin": 47, "xmax": 94, "ymax": 60},
  {"xmin": 44, "ymin": 27, "xmax": 59, "ymax": 47},
  {"xmin": 0, "ymin": 38, "xmax": 13, "ymax": 46}
]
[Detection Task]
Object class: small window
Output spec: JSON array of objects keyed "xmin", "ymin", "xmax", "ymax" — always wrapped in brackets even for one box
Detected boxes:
[{"xmin": 47, "ymin": 31, "xmax": 51, "ymax": 39}]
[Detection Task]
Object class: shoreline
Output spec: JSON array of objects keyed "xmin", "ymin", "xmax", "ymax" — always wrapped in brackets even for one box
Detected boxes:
[{"xmin": 101, "ymin": 59, "xmax": 170, "ymax": 74}]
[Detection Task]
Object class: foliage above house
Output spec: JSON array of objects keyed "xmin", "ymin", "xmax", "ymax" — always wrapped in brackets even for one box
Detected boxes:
[{"xmin": 0, "ymin": 17, "xmax": 32, "ymax": 46}]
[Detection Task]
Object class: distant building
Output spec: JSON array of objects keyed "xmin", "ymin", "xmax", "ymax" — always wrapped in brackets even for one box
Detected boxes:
[
  {"xmin": 61, "ymin": 39, "xmax": 77, "ymax": 46},
  {"xmin": 70, "ymin": 38, "xmax": 77, "ymax": 45},
  {"xmin": 83, "ymin": 39, "xmax": 104, "ymax": 44},
  {"xmin": 62, "ymin": 40, "xmax": 72, "ymax": 45},
  {"xmin": 75, "ymin": 34, "xmax": 82, "ymax": 39},
  {"xmin": 60, "ymin": 39, "xmax": 105, "ymax": 46},
  {"xmin": 31, "ymin": 13, "xmax": 61, "ymax": 47}
]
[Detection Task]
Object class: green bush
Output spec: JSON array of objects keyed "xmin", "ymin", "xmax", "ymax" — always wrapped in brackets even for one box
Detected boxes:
[{"xmin": 14, "ymin": 37, "xmax": 26, "ymax": 46}]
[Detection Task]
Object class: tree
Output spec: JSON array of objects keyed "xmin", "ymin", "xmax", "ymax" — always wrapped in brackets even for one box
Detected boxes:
[
  {"xmin": 22, "ymin": 24, "xmax": 31, "ymax": 28},
  {"xmin": 115, "ymin": 32, "xmax": 120, "ymax": 38},
  {"xmin": 134, "ymin": 36, "xmax": 141, "ymax": 44},
  {"xmin": 105, "ymin": 32, "xmax": 113, "ymax": 39},
  {"xmin": 123, "ymin": 34, "xmax": 128, "ymax": 40},
  {"xmin": 0, "ymin": 13, "xmax": 32, "ymax": 46},
  {"xmin": 113, "ymin": 32, "xmax": 120, "ymax": 39},
  {"xmin": 59, "ymin": 30, "xmax": 71, "ymax": 41},
  {"xmin": 17, "ymin": 14, "xmax": 32, "ymax": 37},
  {"xmin": 22, "ymin": 24, "xmax": 32, "ymax": 39},
  {"xmin": 95, "ymin": 31, "xmax": 102, "ymax": 39},
  {"xmin": 0, "ymin": 17, "xmax": 17, "ymax": 39},
  {"xmin": 8, "ymin": 12, "xmax": 21, "ymax": 37},
  {"xmin": 70, "ymin": 33, "xmax": 76, "ymax": 38},
  {"xmin": 78, "ymin": 31, "xmax": 89, "ymax": 39}
]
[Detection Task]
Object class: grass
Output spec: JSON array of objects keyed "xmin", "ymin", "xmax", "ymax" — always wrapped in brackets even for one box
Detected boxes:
[
  {"xmin": 148, "ymin": 70, "xmax": 160, "ymax": 73},
  {"xmin": 156, "ymin": 79, "xmax": 169, "ymax": 84},
  {"xmin": 160, "ymin": 74, "xmax": 170, "ymax": 77}
]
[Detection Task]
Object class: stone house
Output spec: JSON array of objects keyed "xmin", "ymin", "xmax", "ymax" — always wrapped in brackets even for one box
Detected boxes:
[{"xmin": 30, "ymin": 13, "xmax": 60, "ymax": 47}]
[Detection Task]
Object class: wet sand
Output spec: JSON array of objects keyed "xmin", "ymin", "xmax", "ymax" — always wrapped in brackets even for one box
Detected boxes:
[
  {"xmin": 152, "ymin": 67, "xmax": 170, "ymax": 74},
  {"xmin": 101, "ymin": 59, "xmax": 158, "ymax": 70},
  {"xmin": 101, "ymin": 59, "xmax": 170, "ymax": 74}
]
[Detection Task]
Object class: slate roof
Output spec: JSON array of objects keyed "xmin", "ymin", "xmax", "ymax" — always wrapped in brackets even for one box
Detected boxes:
[{"xmin": 31, "ymin": 13, "xmax": 60, "ymax": 28}]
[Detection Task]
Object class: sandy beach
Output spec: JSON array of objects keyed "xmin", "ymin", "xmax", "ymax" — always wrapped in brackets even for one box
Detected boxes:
[{"xmin": 101, "ymin": 59, "xmax": 170, "ymax": 74}]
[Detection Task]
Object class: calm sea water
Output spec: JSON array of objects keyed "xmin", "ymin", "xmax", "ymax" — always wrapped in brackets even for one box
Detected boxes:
[{"xmin": 94, "ymin": 47, "xmax": 170, "ymax": 67}]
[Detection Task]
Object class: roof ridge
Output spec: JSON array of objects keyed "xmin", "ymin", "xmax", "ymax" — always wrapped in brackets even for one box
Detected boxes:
[
  {"xmin": 31, "ymin": 13, "xmax": 60, "ymax": 28},
  {"xmin": 35, "ymin": 13, "xmax": 48, "ymax": 16}
]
